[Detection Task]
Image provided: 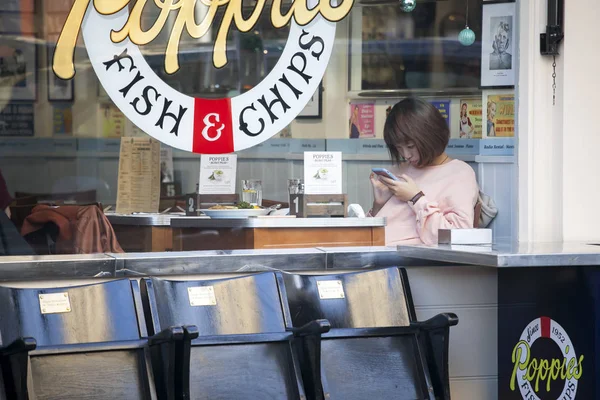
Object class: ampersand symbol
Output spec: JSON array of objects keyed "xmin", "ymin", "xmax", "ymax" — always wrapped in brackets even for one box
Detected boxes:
[{"xmin": 202, "ymin": 113, "xmax": 225, "ymax": 142}]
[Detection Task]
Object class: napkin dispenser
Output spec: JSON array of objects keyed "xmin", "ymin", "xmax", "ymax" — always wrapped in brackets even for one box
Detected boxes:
[{"xmin": 438, "ymin": 228, "xmax": 492, "ymax": 245}]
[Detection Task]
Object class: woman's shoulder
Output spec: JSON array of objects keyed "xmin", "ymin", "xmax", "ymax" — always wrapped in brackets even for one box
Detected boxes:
[{"xmin": 445, "ymin": 159, "xmax": 477, "ymax": 179}]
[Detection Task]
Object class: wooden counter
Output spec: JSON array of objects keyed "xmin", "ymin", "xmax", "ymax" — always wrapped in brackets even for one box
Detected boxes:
[
  {"xmin": 107, "ymin": 214, "xmax": 386, "ymax": 252},
  {"xmin": 170, "ymin": 217, "xmax": 386, "ymax": 251},
  {"xmin": 107, "ymin": 213, "xmax": 183, "ymax": 253}
]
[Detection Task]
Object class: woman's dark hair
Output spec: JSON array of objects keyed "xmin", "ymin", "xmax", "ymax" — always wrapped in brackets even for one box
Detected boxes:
[{"xmin": 383, "ymin": 97, "xmax": 450, "ymax": 167}]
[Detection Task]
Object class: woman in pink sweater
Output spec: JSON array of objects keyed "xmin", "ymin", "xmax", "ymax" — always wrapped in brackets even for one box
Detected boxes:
[{"xmin": 370, "ymin": 98, "xmax": 479, "ymax": 245}]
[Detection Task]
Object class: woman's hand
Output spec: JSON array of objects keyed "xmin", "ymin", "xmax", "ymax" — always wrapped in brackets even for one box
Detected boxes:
[
  {"xmin": 379, "ymin": 174, "xmax": 422, "ymax": 203},
  {"xmin": 370, "ymin": 173, "xmax": 393, "ymax": 214}
]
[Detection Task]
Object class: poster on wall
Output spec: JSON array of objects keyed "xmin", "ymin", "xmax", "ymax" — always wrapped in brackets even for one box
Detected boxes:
[
  {"xmin": 481, "ymin": 2, "xmax": 516, "ymax": 88},
  {"xmin": 278, "ymin": 125, "xmax": 292, "ymax": 138},
  {"xmin": 0, "ymin": 0, "xmax": 34, "ymax": 12},
  {"xmin": 349, "ymin": 102, "xmax": 375, "ymax": 139},
  {"xmin": 459, "ymin": 98, "xmax": 483, "ymax": 139},
  {"xmin": 0, "ymin": 37, "xmax": 36, "ymax": 101},
  {"xmin": 297, "ymin": 83, "xmax": 322, "ymax": 119},
  {"xmin": 0, "ymin": 102, "xmax": 34, "ymax": 136},
  {"xmin": 47, "ymin": 44, "xmax": 73, "ymax": 101},
  {"xmin": 486, "ymin": 93, "xmax": 514, "ymax": 137},
  {"xmin": 43, "ymin": 0, "xmax": 74, "ymax": 39},
  {"xmin": 0, "ymin": 0, "xmax": 34, "ymax": 34},
  {"xmin": 429, "ymin": 100, "xmax": 451, "ymax": 127},
  {"xmin": 98, "ymin": 102, "xmax": 125, "ymax": 138},
  {"xmin": 52, "ymin": 103, "xmax": 73, "ymax": 135}
]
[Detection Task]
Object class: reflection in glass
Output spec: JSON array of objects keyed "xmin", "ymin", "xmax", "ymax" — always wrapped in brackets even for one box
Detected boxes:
[{"xmin": 354, "ymin": 0, "xmax": 482, "ymax": 91}]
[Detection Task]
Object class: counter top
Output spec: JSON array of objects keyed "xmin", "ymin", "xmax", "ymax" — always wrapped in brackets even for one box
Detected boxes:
[
  {"xmin": 0, "ymin": 246, "xmax": 440, "ymax": 281},
  {"xmin": 170, "ymin": 217, "xmax": 386, "ymax": 229},
  {"xmin": 0, "ymin": 254, "xmax": 115, "ymax": 280},
  {"xmin": 107, "ymin": 214, "xmax": 386, "ymax": 229},
  {"xmin": 106, "ymin": 212, "xmax": 193, "ymax": 226},
  {"xmin": 398, "ymin": 241, "xmax": 600, "ymax": 268}
]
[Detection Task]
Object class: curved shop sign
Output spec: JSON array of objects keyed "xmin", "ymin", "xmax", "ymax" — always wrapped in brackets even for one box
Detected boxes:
[
  {"xmin": 53, "ymin": 0, "xmax": 353, "ymax": 154},
  {"xmin": 511, "ymin": 317, "xmax": 584, "ymax": 400}
]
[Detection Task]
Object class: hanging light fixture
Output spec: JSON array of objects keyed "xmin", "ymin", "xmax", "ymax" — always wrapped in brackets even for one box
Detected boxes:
[
  {"xmin": 459, "ymin": 0, "xmax": 476, "ymax": 46},
  {"xmin": 399, "ymin": 0, "xmax": 416, "ymax": 13}
]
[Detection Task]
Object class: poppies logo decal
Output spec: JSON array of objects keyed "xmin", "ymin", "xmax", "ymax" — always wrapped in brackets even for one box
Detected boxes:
[
  {"xmin": 511, "ymin": 317, "xmax": 583, "ymax": 400},
  {"xmin": 53, "ymin": 0, "xmax": 354, "ymax": 154}
]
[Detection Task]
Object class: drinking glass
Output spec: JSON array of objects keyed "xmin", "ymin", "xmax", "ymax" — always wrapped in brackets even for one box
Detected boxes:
[{"xmin": 241, "ymin": 179, "xmax": 263, "ymax": 206}]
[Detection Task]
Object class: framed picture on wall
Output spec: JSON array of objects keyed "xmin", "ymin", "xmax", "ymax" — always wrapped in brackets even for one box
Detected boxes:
[
  {"xmin": 0, "ymin": 35, "xmax": 37, "ymax": 101},
  {"xmin": 97, "ymin": 78, "xmax": 109, "ymax": 100},
  {"xmin": 480, "ymin": 1, "xmax": 516, "ymax": 88},
  {"xmin": 296, "ymin": 82, "xmax": 322, "ymax": 119},
  {"xmin": 47, "ymin": 44, "xmax": 74, "ymax": 101}
]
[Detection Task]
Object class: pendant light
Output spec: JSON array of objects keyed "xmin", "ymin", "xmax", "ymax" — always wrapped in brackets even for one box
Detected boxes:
[
  {"xmin": 459, "ymin": 0, "xmax": 476, "ymax": 46},
  {"xmin": 399, "ymin": 0, "xmax": 416, "ymax": 13}
]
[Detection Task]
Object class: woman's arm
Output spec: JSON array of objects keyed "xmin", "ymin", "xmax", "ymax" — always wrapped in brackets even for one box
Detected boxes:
[{"xmin": 409, "ymin": 177, "xmax": 478, "ymax": 245}]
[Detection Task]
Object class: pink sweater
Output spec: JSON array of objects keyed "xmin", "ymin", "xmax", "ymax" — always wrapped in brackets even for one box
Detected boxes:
[{"xmin": 373, "ymin": 160, "xmax": 479, "ymax": 246}]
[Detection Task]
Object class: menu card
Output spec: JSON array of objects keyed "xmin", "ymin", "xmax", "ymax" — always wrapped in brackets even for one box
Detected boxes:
[
  {"xmin": 304, "ymin": 152, "xmax": 342, "ymax": 194},
  {"xmin": 116, "ymin": 138, "xmax": 161, "ymax": 214},
  {"xmin": 199, "ymin": 154, "xmax": 237, "ymax": 194}
]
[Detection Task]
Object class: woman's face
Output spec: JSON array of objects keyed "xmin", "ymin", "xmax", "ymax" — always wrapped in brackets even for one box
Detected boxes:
[
  {"xmin": 461, "ymin": 104, "xmax": 467, "ymax": 112},
  {"xmin": 397, "ymin": 142, "xmax": 420, "ymax": 166},
  {"xmin": 488, "ymin": 103, "xmax": 497, "ymax": 120},
  {"xmin": 495, "ymin": 29, "xmax": 509, "ymax": 53}
]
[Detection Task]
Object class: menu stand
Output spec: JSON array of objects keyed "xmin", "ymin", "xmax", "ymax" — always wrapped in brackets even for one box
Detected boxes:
[{"xmin": 288, "ymin": 194, "xmax": 348, "ymax": 218}]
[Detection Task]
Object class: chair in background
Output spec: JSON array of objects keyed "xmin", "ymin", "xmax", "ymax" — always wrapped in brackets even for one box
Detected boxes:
[
  {"xmin": 0, "ymin": 209, "xmax": 34, "ymax": 256},
  {"xmin": 141, "ymin": 273, "xmax": 326, "ymax": 400},
  {"xmin": 15, "ymin": 189, "xmax": 97, "ymax": 205},
  {"xmin": 20, "ymin": 204, "xmax": 123, "ymax": 255},
  {"xmin": 0, "ymin": 279, "xmax": 187, "ymax": 400},
  {"xmin": 52, "ymin": 176, "xmax": 112, "ymax": 204},
  {"xmin": 474, "ymin": 200, "xmax": 483, "ymax": 228},
  {"xmin": 279, "ymin": 267, "xmax": 458, "ymax": 400}
]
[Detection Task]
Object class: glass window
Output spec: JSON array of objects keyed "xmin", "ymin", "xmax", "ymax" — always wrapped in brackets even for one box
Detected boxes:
[
  {"xmin": 351, "ymin": 1, "xmax": 482, "ymax": 91},
  {"xmin": 0, "ymin": 0, "xmax": 517, "ymax": 256}
]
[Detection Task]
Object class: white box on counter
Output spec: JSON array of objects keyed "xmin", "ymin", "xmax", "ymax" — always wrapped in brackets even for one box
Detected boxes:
[{"xmin": 438, "ymin": 229, "xmax": 493, "ymax": 245}]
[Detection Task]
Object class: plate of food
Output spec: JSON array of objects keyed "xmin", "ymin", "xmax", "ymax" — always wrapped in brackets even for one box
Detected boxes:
[{"xmin": 199, "ymin": 202, "xmax": 272, "ymax": 219}]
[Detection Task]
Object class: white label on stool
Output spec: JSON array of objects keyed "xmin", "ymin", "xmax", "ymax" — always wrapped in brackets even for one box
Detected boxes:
[
  {"xmin": 39, "ymin": 292, "xmax": 71, "ymax": 314},
  {"xmin": 188, "ymin": 286, "xmax": 217, "ymax": 306},
  {"xmin": 317, "ymin": 280, "xmax": 345, "ymax": 299}
]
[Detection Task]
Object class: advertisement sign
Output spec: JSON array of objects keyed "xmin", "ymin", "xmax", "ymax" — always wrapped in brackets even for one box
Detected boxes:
[
  {"xmin": 0, "ymin": 102, "xmax": 34, "ymax": 136},
  {"xmin": 429, "ymin": 100, "xmax": 451, "ymax": 127},
  {"xmin": 349, "ymin": 102, "xmax": 375, "ymax": 138},
  {"xmin": 199, "ymin": 154, "xmax": 237, "ymax": 195},
  {"xmin": 486, "ymin": 93, "xmax": 514, "ymax": 137},
  {"xmin": 459, "ymin": 98, "xmax": 482, "ymax": 139},
  {"xmin": 52, "ymin": 0, "xmax": 354, "ymax": 154},
  {"xmin": 304, "ymin": 152, "xmax": 342, "ymax": 194},
  {"xmin": 98, "ymin": 102, "xmax": 125, "ymax": 138},
  {"xmin": 52, "ymin": 103, "xmax": 73, "ymax": 135}
]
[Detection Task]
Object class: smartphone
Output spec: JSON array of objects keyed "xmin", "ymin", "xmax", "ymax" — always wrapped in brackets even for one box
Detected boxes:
[{"xmin": 372, "ymin": 168, "xmax": 400, "ymax": 181}]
